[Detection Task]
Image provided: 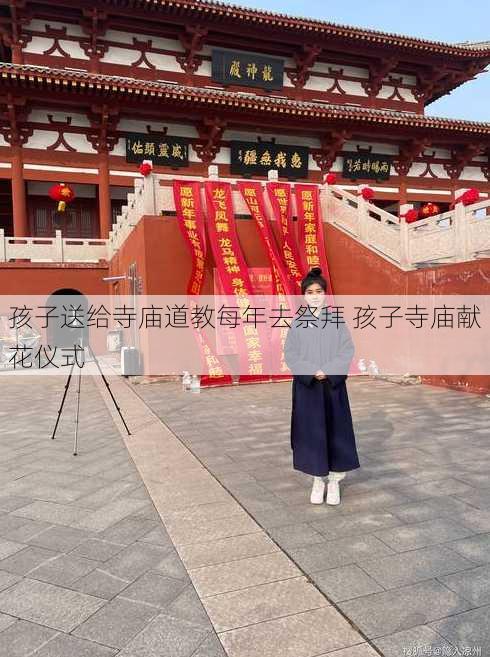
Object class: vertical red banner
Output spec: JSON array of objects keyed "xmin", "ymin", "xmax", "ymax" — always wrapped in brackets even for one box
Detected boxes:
[
  {"xmin": 173, "ymin": 180, "xmax": 232, "ymax": 386},
  {"xmin": 267, "ymin": 182, "xmax": 304, "ymax": 291},
  {"xmin": 173, "ymin": 181, "xmax": 206, "ymax": 295},
  {"xmin": 237, "ymin": 181, "xmax": 293, "ymax": 297},
  {"xmin": 295, "ymin": 183, "xmax": 333, "ymax": 296},
  {"xmin": 296, "ymin": 184, "xmax": 354, "ymax": 371},
  {"xmin": 204, "ymin": 180, "xmax": 269, "ymax": 383},
  {"xmin": 237, "ymin": 181, "xmax": 294, "ymax": 379}
]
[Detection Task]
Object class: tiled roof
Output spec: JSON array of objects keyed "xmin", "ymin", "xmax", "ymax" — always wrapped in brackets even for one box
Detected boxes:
[
  {"xmin": 135, "ymin": 0, "xmax": 490, "ymax": 57},
  {"xmin": 2, "ymin": 63, "xmax": 490, "ymax": 135},
  {"xmin": 456, "ymin": 41, "xmax": 490, "ymax": 51}
]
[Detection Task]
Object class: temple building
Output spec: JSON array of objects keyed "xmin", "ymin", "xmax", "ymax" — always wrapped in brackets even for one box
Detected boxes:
[
  {"xmin": 0, "ymin": 0, "xmax": 489, "ymax": 392},
  {"xmin": 0, "ymin": 0, "xmax": 489, "ymax": 238}
]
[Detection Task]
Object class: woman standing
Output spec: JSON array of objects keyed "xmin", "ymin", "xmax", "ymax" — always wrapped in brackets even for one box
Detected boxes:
[{"xmin": 284, "ymin": 267, "xmax": 360, "ymax": 505}]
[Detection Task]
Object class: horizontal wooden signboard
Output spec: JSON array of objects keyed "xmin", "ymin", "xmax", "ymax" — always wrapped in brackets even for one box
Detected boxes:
[
  {"xmin": 231, "ymin": 141, "xmax": 309, "ymax": 178},
  {"xmin": 212, "ymin": 49, "xmax": 284, "ymax": 90},
  {"xmin": 126, "ymin": 133, "xmax": 189, "ymax": 167},
  {"xmin": 343, "ymin": 152, "xmax": 392, "ymax": 180}
]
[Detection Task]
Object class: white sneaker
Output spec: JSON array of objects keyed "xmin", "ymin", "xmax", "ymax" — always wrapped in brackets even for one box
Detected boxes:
[
  {"xmin": 310, "ymin": 476, "xmax": 325, "ymax": 504},
  {"xmin": 326, "ymin": 479, "xmax": 340, "ymax": 505},
  {"xmin": 326, "ymin": 472, "xmax": 345, "ymax": 505}
]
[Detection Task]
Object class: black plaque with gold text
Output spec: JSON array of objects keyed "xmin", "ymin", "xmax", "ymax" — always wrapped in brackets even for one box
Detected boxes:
[
  {"xmin": 212, "ymin": 49, "xmax": 284, "ymax": 90},
  {"xmin": 230, "ymin": 141, "xmax": 309, "ymax": 178},
  {"xmin": 342, "ymin": 152, "xmax": 392, "ymax": 180},
  {"xmin": 126, "ymin": 133, "xmax": 189, "ymax": 168}
]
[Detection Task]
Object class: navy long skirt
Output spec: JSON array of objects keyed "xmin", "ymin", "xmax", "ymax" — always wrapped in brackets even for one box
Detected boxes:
[{"xmin": 290, "ymin": 376, "xmax": 361, "ymax": 477}]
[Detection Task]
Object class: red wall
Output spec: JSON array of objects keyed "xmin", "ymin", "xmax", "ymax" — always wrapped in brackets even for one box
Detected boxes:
[
  {"xmin": 0, "ymin": 262, "xmax": 109, "ymax": 355},
  {"xmin": 110, "ymin": 213, "xmax": 490, "ymax": 297},
  {"xmin": 108, "ymin": 214, "xmax": 271, "ymax": 294},
  {"xmin": 322, "ymin": 224, "xmax": 490, "ymax": 394},
  {"xmin": 2, "ymin": 217, "xmax": 488, "ymax": 393},
  {"xmin": 0, "ymin": 262, "xmax": 108, "ymax": 295},
  {"xmin": 107, "ymin": 215, "xmax": 490, "ymax": 393}
]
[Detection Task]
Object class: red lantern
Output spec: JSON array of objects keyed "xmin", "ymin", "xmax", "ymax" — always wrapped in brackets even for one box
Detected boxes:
[
  {"xmin": 360, "ymin": 186, "xmax": 374, "ymax": 201},
  {"xmin": 420, "ymin": 202, "xmax": 440, "ymax": 218},
  {"xmin": 325, "ymin": 172, "xmax": 337, "ymax": 185},
  {"xmin": 402, "ymin": 209, "xmax": 420, "ymax": 223},
  {"xmin": 139, "ymin": 162, "xmax": 153, "ymax": 177},
  {"xmin": 48, "ymin": 183, "xmax": 75, "ymax": 212}
]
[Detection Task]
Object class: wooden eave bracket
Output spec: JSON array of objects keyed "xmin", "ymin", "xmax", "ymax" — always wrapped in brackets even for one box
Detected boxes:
[
  {"xmin": 287, "ymin": 44, "xmax": 322, "ymax": 89},
  {"xmin": 312, "ymin": 129, "xmax": 351, "ymax": 172},
  {"xmin": 177, "ymin": 25, "xmax": 208, "ymax": 75},
  {"xmin": 393, "ymin": 137, "xmax": 431, "ymax": 176},
  {"xmin": 87, "ymin": 103, "xmax": 120, "ymax": 153},
  {"xmin": 194, "ymin": 115, "xmax": 226, "ymax": 163},
  {"xmin": 362, "ymin": 55, "xmax": 399, "ymax": 96},
  {"xmin": 443, "ymin": 142, "xmax": 486, "ymax": 179},
  {"xmin": 0, "ymin": 92, "xmax": 32, "ymax": 145},
  {"xmin": 80, "ymin": 7, "xmax": 109, "ymax": 59},
  {"xmin": 0, "ymin": 0, "xmax": 31, "ymax": 50},
  {"xmin": 415, "ymin": 60, "xmax": 488, "ymax": 101}
]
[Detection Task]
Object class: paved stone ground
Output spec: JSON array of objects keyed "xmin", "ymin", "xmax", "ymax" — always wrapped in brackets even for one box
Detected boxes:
[
  {"xmin": 135, "ymin": 377, "xmax": 490, "ymax": 657},
  {"xmin": 0, "ymin": 374, "xmax": 226, "ymax": 657},
  {"xmin": 1, "ymin": 372, "xmax": 490, "ymax": 657}
]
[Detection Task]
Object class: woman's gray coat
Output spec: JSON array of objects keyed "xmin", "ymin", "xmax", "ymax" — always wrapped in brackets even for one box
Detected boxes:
[{"xmin": 284, "ymin": 309, "xmax": 361, "ymax": 477}]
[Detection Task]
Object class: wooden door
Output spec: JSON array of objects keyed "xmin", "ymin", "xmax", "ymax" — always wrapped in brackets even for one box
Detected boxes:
[{"xmin": 28, "ymin": 197, "xmax": 99, "ymax": 238}]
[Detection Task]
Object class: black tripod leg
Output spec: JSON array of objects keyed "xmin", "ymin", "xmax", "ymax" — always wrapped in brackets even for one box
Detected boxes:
[
  {"xmin": 73, "ymin": 366, "xmax": 82, "ymax": 456},
  {"xmin": 51, "ymin": 359, "xmax": 76, "ymax": 440},
  {"xmin": 87, "ymin": 345, "xmax": 131, "ymax": 436}
]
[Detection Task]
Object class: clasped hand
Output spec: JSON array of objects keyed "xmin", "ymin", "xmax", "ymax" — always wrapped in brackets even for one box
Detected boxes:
[{"xmin": 314, "ymin": 370, "xmax": 327, "ymax": 380}]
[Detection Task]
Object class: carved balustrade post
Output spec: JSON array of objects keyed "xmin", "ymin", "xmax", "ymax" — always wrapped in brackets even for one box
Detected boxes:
[
  {"xmin": 454, "ymin": 188, "xmax": 470, "ymax": 262},
  {"xmin": 140, "ymin": 162, "xmax": 157, "ymax": 215},
  {"xmin": 399, "ymin": 203, "xmax": 413, "ymax": 268},
  {"xmin": 54, "ymin": 230, "xmax": 63, "ymax": 262},
  {"xmin": 208, "ymin": 165, "xmax": 219, "ymax": 180},
  {"xmin": 357, "ymin": 184, "xmax": 370, "ymax": 243}
]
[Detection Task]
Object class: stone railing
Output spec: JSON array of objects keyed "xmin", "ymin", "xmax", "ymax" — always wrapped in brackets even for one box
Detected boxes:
[
  {"xmin": 109, "ymin": 167, "xmax": 250, "ymax": 257},
  {"xmin": 109, "ymin": 177, "xmax": 155, "ymax": 258},
  {"xmin": 0, "ymin": 229, "xmax": 108, "ymax": 263},
  {"xmin": 109, "ymin": 166, "xmax": 490, "ymax": 270},
  {"xmin": 322, "ymin": 184, "xmax": 490, "ymax": 269},
  {"xmin": 322, "ymin": 185, "xmax": 403, "ymax": 265}
]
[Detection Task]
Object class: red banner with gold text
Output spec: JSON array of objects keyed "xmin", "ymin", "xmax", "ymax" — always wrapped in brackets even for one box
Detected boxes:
[
  {"xmin": 173, "ymin": 181, "xmax": 206, "ymax": 295},
  {"xmin": 295, "ymin": 183, "xmax": 333, "ymax": 299},
  {"xmin": 237, "ymin": 182, "xmax": 293, "ymax": 297},
  {"xmin": 296, "ymin": 184, "xmax": 357, "ymax": 372},
  {"xmin": 173, "ymin": 180, "xmax": 232, "ymax": 386},
  {"xmin": 266, "ymin": 182, "xmax": 304, "ymax": 292},
  {"xmin": 204, "ymin": 180, "xmax": 269, "ymax": 383},
  {"xmin": 237, "ymin": 181, "xmax": 293, "ymax": 378}
]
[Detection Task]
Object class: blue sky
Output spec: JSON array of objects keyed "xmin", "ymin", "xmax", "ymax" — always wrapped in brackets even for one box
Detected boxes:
[{"xmin": 221, "ymin": 0, "xmax": 490, "ymax": 121}]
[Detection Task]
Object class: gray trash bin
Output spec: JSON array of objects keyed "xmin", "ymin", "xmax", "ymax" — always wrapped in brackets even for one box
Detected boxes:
[{"xmin": 121, "ymin": 346, "xmax": 140, "ymax": 376}]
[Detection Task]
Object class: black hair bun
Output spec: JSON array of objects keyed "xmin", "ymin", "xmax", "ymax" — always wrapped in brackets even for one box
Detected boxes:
[{"xmin": 309, "ymin": 267, "xmax": 322, "ymax": 276}]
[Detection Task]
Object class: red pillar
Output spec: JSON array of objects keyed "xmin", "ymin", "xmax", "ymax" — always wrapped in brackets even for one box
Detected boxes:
[
  {"xmin": 98, "ymin": 150, "xmax": 111, "ymax": 238},
  {"xmin": 11, "ymin": 43, "xmax": 23, "ymax": 65},
  {"xmin": 399, "ymin": 175, "xmax": 407, "ymax": 207},
  {"xmin": 11, "ymin": 145, "xmax": 28, "ymax": 236}
]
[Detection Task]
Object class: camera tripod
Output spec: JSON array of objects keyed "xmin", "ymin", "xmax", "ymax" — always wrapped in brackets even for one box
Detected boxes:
[{"xmin": 50, "ymin": 339, "xmax": 131, "ymax": 455}]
